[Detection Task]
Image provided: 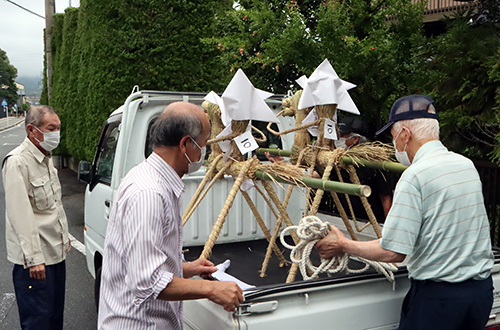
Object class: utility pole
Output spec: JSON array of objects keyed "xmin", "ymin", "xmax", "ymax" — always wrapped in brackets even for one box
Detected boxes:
[{"xmin": 45, "ymin": 0, "xmax": 55, "ymax": 101}]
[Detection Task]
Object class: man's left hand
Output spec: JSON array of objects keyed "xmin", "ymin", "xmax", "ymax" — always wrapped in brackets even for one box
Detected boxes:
[{"xmin": 183, "ymin": 258, "xmax": 217, "ymax": 279}]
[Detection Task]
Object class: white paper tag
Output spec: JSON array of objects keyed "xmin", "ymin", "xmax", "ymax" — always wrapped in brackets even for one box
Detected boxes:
[
  {"xmin": 303, "ymin": 108, "xmax": 319, "ymax": 137},
  {"xmin": 324, "ymin": 118, "xmax": 338, "ymax": 140},
  {"xmin": 240, "ymin": 179, "xmax": 255, "ymax": 191},
  {"xmin": 234, "ymin": 131, "xmax": 259, "ymax": 154}
]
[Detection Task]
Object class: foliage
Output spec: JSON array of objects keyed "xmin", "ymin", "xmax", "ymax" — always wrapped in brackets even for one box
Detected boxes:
[
  {"xmin": 0, "ymin": 48, "xmax": 19, "ymax": 106},
  {"xmin": 43, "ymin": 0, "xmax": 500, "ymax": 164},
  {"xmin": 315, "ymin": 0, "xmax": 427, "ymax": 135},
  {"xmin": 205, "ymin": 0, "xmax": 427, "ymax": 137},
  {"xmin": 205, "ymin": 0, "xmax": 320, "ymax": 93},
  {"xmin": 422, "ymin": 11, "xmax": 500, "ymax": 161},
  {"xmin": 44, "ymin": 0, "xmax": 232, "ymax": 161}
]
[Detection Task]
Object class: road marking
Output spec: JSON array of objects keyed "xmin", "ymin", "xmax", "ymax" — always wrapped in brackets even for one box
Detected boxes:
[
  {"xmin": 0, "ymin": 293, "xmax": 15, "ymax": 322},
  {"xmin": 69, "ymin": 233, "xmax": 86, "ymax": 256}
]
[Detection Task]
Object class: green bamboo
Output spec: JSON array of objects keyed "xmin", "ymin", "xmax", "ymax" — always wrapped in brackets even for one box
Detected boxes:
[
  {"xmin": 254, "ymin": 170, "xmax": 371, "ymax": 197},
  {"xmin": 256, "ymin": 148, "xmax": 407, "ymax": 173}
]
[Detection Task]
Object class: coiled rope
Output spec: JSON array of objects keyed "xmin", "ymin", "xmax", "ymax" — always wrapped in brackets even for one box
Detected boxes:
[{"xmin": 280, "ymin": 216, "xmax": 398, "ymax": 282}]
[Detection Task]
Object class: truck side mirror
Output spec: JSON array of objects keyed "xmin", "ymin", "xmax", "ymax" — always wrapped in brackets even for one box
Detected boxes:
[{"xmin": 78, "ymin": 161, "xmax": 93, "ymax": 184}]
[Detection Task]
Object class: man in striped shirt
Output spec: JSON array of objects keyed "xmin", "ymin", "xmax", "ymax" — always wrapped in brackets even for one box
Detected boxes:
[
  {"xmin": 316, "ymin": 95, "xmax": 494, "ymax": 330},
  {"xmin": 98, "ymin": 102, "xmax": 244, "ymax": 330}
]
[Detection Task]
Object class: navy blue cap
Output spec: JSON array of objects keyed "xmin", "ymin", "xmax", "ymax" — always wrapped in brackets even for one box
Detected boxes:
[
  {"xmin": 338, "ymin": 117, "xmax": 368, "ymax": 136},
  {"xmin": 376, "ymin": 95, "xmax": 438, "ymax": 135}
]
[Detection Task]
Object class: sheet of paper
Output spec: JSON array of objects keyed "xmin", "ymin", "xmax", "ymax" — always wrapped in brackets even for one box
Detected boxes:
[
  {"xmin": 222, "ymin": 69, "xmax": 279, "ymax": 123},
  {"xmin": 212, "ymin": 260, "xmax": 256, "ymax": 291},
  {"xmin": 297, "ymin": 59, "xmax": 360, "ymax": 115},
  {"xmin": 204, "ymin": 91, "xmax": 231, "ymax": 126},
  {"xmin": 302, "ymin": 108, "xmax": 319, "ymax": 136}
]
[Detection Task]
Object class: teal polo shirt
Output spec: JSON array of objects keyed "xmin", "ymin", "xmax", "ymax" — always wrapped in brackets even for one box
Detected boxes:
[{"xmin": 380, "ymin": 140, "xmax": 493, "ymax": 282}]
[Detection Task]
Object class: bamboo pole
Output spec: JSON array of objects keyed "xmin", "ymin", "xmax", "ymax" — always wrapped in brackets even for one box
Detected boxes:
[
  {"xmin": 256, "ymin": 148, "xmax": 408, "ymax": 173},
  {"xmin": 254, "ymin": 170, "xmax": 371, "ymax": 197}
]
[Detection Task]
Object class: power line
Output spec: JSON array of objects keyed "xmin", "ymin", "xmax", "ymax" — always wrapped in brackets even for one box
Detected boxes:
[{"xmin": 4, "ymin": 0, "xmax": 45, "ymax": 19}]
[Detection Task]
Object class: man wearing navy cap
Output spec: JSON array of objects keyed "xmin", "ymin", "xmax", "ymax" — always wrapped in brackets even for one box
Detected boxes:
[{"xmin": 316, "ymin": 95, "xmax": 494, "ymax": 330}]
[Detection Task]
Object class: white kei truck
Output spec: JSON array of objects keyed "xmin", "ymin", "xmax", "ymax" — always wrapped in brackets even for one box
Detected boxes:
[{"xmin": 78, "ymin": 89, "xmax": 500, "ymax": 330}]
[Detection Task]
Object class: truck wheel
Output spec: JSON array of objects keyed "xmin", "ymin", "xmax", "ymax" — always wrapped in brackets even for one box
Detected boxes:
[{"xmin": 95, "ymin": 266, "xmax": 102, "ymax": 312}]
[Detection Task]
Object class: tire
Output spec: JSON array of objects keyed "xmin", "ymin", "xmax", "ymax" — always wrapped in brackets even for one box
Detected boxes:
[{"xmin": 94, "ymin": 266, "xmax": 102, "ymax": 313}]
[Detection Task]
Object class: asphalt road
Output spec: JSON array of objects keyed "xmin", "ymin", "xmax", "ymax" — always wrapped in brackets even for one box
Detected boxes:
[{"xmin": 0, "ymin": 123, "xmax": 98, "ymax": 329}]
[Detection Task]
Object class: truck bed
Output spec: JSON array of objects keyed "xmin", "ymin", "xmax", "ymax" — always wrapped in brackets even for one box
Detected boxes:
[{"xmin": 183, "ymin": 236, "xmax": 398, "ymax": 289}]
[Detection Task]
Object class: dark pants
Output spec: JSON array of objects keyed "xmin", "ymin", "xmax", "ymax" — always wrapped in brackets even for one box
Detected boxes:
[
  {"xmin": 13, "ymin": 261, "xmax": 66, "ymax": 330},
  {"xmin": 399, "ymin": 275, "xmax": 493, "ymax": 330}
]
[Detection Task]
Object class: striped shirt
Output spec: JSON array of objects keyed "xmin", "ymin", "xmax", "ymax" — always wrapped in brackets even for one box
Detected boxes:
[
  {"xmin": 380, "ymin": 140, "xmax": 493, "ymax": 282},
  {"xmin": 98, "ymin": 152, "xmax": 185, "ymax": 330}
]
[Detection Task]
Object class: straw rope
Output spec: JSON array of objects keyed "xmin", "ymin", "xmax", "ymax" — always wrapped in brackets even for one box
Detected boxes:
[
  {"xmin": 334, "ymin": 166, "xmax": 368, "ymax": 233},
  {"xmin": 304, "ymin": 144, "xmax": 321, "ymax": 216},
  {"xmin": 182, "ymin": 154, "xmax": 224, "ymax": 225},
  {"xmin": 262, "ymin": 181, "xmax": 298, "ymax": 235},
  {"xmin": 261, "ymin": 180, "xmax": 302, "ymax": 282},
  {"xmin": 259, "ymin": 149, "xmax": 308, "ymax": 277},
  {"xmin": 346, "ymin": 165, "xmax": 383, "ymax": 238},
  {"xmin": 263, "ymin": 179, "xmax": 306, "ymax": 283},
  {"xmin": 251, "ymin": 125, "xmax": 267, "ymax": 143},
  {"xmin": 280, "ymin": 215, "xmax": 397, "ymax": 282},
  {"xmin": 200, "ymin": 156, "xmax": 259, "ymax": 259},
  {"xmin": 266, "ymin": 119, "xmax": 323, "ymax": 136},
  {"xmin": 207, "ymin": 131, "xmax": 240, "ymax": 145},
  {"xmin": 329, "ymin": 188, "xmax": 359, "ymax": 241},
  {"xmin": 182, "ymin": 159, "xmax": 233, "ymax": 225},
  {"xmin": 241, "ymin": 190, "xmax": 290, "ymax": 267},
  {"xmin": 306, "ymin": 147, "xmax": 346, "ymax": 216},
  {"xmin": 253, "ymin": 183, "xmax": 280, "ymax": 221},
  {"xmin": 204, "ymin": 101, "xmax": 224, "ymax": 163},
  {"xmin": 259, "ymin": 184, "xmax": 295, "ymax": 277}
]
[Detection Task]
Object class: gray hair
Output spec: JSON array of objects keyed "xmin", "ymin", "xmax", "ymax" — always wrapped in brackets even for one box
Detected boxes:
[
  {"xmin": 26, "ymin": 105, "xmax": 56, "ymax": 129},
  {"xmin": 151, "ymin": 111, "xmax": 204, "ymax": 148},
  {"xmin": 393, "ymin": 118, "xmax": 440, "ymax": 142},
  {"xmin": 350, "ymin": 133, "xmax": 368, "ymax": 144}
]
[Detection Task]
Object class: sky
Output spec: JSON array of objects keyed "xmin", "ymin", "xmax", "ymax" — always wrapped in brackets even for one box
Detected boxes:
[{"xmin": 0, "ymin": 0, "xmax": 80, "ymax": 79}]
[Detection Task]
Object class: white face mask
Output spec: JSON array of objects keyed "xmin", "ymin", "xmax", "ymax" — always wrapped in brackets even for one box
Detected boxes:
[
  {"xmin": 34, "ymin": 126, "xmax": 60, "ymax": 152},
  {"xmin": 335, "ymin": 134, "xmax": 360, "ymax": 150},
  {"xmin": 335, "ymin": 137, "xmax": 348, "ymax": 150},
  {"xmin": 185, "ymin": 137, "xmax": 206, "ymax": 174},
  {"xmin": 393, "ymin": 128, "xmax": 411, "ymax": 166}
]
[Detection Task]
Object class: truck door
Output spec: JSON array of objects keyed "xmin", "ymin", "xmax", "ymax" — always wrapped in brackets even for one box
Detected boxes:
[{"xmin": 84, "ymin": 117, "xmax": 121, "ymax": 277}]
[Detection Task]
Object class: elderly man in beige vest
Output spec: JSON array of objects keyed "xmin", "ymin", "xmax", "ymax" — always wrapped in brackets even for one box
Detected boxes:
[{"xmin": 3, "ymin": 105, "xmax": 70, "ymax": 330}]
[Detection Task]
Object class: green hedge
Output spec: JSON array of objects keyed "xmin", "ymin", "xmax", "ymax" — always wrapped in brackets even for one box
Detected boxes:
[{"xmin": 45, "ymin": 0, "xmax": 231, "ymax": 161}]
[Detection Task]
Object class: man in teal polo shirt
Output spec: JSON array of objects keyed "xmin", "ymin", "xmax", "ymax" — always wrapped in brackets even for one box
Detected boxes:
[{"xmin": 316, "ymin": 95, "xmax": 494, "ymax": 330}]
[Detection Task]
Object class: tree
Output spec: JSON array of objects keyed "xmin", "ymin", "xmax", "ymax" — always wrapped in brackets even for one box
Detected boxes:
[
  {"xmin": 205, "ymin": 0, "xmax": 320, "ymax": 93},
  {"xmin": 0, "ymin": 49, "xmax": 19, "ymax": 106},
  {"xmin": 422, "ymin": 8, "xmax": 500, "ymax": 162},
  {"xmin": 314, "ymin": 0, "xmax": 427, "ymax": 133},
  {"xmin": 46, "ymin": 0, "xmax": 233, "ymax": 160},
  {"xmin": 206, "ymin": 0, "xmax": 427, "ymax": 135}
]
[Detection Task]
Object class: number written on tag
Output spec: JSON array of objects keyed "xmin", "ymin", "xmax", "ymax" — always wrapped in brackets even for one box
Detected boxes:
[
  {"xmin": 234, "ymin": 131, "xmax": 259, "ymax": 154},
  {"xmin": 324, "ymin": 118, "xmax": 338, "ymax": 140}
]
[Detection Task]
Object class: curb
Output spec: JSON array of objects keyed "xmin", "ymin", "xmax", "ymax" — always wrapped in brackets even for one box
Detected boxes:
[{"xmin": 0, "ymin": 119, "xmax": 25, "ymax": 132}]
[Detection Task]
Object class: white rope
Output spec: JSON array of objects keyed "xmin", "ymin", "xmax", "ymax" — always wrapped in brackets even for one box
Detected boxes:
[{"xmin": 280, "ymin": 215, "xmax": 398, "ymax": 282}]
